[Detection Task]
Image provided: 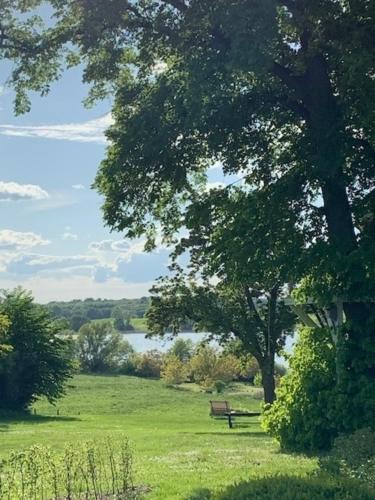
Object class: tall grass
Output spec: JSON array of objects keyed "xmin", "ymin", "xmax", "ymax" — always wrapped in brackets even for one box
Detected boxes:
[{"xmin": 0, "ymin": 436, "xmax": 140, "ymax": 499}]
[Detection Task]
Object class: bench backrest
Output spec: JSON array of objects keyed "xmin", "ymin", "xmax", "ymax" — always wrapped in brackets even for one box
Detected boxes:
[{"xmin": 210, "ymin": 400, "xmax": 230, "ymax": 416}]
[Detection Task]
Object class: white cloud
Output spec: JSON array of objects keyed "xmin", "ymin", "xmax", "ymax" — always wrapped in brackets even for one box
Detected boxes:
[
  {"xmin": 62, "ymin": 232, "xmax": 78, "ymax": 241},
  {"xmin": 72, "ymin": 184, "xmax": 85, "ymax": 190},
  {"xmin": 0, "ymin": 276, "xmax": 151, "ymax": 303},
  {"xmin": 0, "ymin": 181, "xmax": 49, "ymax": 201},
  {"xmin": 6, "ymin": 253, "xmax": 99, "ymax": 276},
  {"xmin": 0, "ymin": 230, "xmax": 50, "ymax": 250},
  {"xmin": 89, "ymin": 238, "xmax": 146, "ymax": 259},
  {"xmin": 0, "ymin": 113, "xmax": 114, "ymax": 144}
]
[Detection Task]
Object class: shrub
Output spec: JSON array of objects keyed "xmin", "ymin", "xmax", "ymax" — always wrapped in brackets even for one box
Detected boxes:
[
  {"xmin": 76, "ymin": 321, "xmax": 135, "ymax": 373},
  {"xmin": 188, "ymin": 346, "xmax": 241, "ymax": 386},
  {"xmin": 135, "ymin": 350, "xmax": 164, "ymax": 378},
  {"xmin": 262, "ymin": 326, "xmax": 338, "ymax": 451},
  {"xmin": 253, "ymin": 372, "xmax": 262, "ymax": 387},
  {"xmin": 214, "ymin": 476, "xmax": 375, "ymax": 500},
  {"xmin": 213, "ymin": 380, "xmax": 226, "ymax": 393},
  {"xmin": 161, "ymin": 354, "xmax": 188, "ymax": 385},
  {"xmin": 319, "ymin": 428, "xmax": 375, "ymax": 488},
  {"xmin": 0, "ymin": 288, "xmax": 75, "ymax": 411},
  {"xmin": 0, "ymin": 437, "xmax": 138, "ymax": 499},
  {"xmin": 239, "ymin": 354, "xmax": 259, "ymax": 381}
]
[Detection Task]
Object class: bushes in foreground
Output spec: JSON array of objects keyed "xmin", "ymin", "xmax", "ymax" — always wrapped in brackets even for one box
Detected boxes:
[
  {"xmin": 262, "ymin": 326, "xmax": 338, "ymax": 451},
  {"xmin": 0, "ymin": 437, "xmax": 140, "ymax": 499},
  {"xmin": 319, "ymin": 428, "xmax": 375, "ymax": 488},
  {"xmin": 215, "ymin": 476, "xmax": 375, "ymax": 500}
]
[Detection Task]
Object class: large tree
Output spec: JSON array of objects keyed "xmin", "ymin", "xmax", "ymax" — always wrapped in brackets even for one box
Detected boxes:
[{"xmin": 2, "ymin": 0, "xmax": 375, "ymax": 425}]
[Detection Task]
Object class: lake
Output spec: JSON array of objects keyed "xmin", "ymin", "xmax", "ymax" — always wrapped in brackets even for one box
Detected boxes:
[
  {"xmin": 121, "ymin": 331, "xmax": 211, "ymax": 352},
  {"xmin": 121, "ymin": 331, "xmax": 294, "ymax": 364}
]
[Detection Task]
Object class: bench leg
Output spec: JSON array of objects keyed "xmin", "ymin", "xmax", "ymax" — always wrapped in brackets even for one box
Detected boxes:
[{"xmin": 228, "ymin": 414, "xmax": 233, "ymax": 429}]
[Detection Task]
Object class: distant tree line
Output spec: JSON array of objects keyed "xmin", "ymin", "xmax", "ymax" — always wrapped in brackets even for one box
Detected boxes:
[
  {"xmin": 45, "ymin": 297, "xmax": 150, "ymax": 331},
  {"xmin": 46, "ymin": 297, "xmax": 194, "ymax": 333}
]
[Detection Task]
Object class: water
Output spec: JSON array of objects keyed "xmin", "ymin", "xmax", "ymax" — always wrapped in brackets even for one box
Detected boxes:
[
  {"xmin": 121, "ymin": 331, "xmax": 210, "ymax": 352},
  {"xmin": 121, "ymin": 331, "xmax": 294, "ymax": 365}
]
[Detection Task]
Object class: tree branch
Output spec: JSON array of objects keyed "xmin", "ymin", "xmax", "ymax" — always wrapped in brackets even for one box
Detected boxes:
[{"xmin": 244, "ymin": 287, "xmax": 267, "ymax": 332}]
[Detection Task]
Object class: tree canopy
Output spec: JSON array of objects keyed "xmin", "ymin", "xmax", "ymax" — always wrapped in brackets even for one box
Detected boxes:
[{"xmin": 0, "ymin": 288, "xmax": 75, "ymax": 410}]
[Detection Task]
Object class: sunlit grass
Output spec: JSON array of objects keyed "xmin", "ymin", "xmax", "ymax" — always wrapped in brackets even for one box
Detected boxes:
[{"xmin": 0, "ymin": 375, "xmax": 317, "ymax": 499}]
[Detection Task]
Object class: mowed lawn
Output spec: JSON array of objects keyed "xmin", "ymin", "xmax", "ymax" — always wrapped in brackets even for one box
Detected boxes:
[{"xmin": 0, "ymin": 375, "xmax": 316, "ymax": 499}]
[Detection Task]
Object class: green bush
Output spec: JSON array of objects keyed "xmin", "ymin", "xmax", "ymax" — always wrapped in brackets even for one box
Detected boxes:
[
  {"xmin": 214, "ymin": 476, "xmax": 375, "ymax": 500},
  {"xmin": 161, "ymin": 354, "xmax": 188, "ymax": 384},
  {"xmin": 213, "ymin": 380, "xmax": 226, "ymax": 393},
  {"xmin": 319, "ymin": 428, "xmax": 375, "ymax": 487},
  {"xmin": 253, "ymin": 372, "xmax": 262, "ymax": 387},
  {"xmin": 135, "ymin": 349, "xmax": 164, "ymax": 378},
  {"xmin": 188, "ymin": 346, "xmax": 241, "ymax": 387},
  {"xmin": 0, "ymin": 288, "xmax": 75, "ymax": 411},
  {"xmin": 262, "ymin": 326, "xmax": 338, "ymax": 451}
]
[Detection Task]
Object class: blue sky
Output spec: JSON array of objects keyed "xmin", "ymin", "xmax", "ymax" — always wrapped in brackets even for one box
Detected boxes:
[{"xmin": 0, "ymin": 60, "xmax": 230, "ymax": 303}]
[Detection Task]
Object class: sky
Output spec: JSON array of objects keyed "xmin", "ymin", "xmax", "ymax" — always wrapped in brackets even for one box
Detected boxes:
[{"xmin": 0, "ymin": 59, "xmax": 231, "ymax": 303}]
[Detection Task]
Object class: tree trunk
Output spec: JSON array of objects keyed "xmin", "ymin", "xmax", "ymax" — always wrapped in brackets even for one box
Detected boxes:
[
  {"xmin": 260, "ymin": 356, "xmax": 276, "ymax": 405},
  {"xmin": 300, "ymin": 54, "xmax": 375, "ymax": 427}
]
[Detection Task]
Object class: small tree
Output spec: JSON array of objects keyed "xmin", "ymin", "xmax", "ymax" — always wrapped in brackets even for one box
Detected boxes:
[
  {"xmin": 0, "ymin": 288, "xmax": 75, "ymax": 411},
  {"xmin": 148, "ymin": 280, "xmax": 295, "ymax": 404},
  {"xmin": 111, "ymin": 306, "xmax": 126, "ymax": 332},
  {"xmin": 167, "ymin": 338, "xmax": 194, "ymax": 363},
  {"xmin": 76, "ymin": 321, "xmax": 134, "ymax": 373}
]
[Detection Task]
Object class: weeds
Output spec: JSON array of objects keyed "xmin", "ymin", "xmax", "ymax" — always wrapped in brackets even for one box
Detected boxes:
[{"xmin": 0, "ymin": 436, "xmax": 140, "ymax": 499}]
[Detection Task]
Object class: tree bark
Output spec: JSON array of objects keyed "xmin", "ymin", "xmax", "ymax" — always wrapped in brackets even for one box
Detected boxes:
[{"xmin": 260, "ymin": 356, "xmax": 276, "ymax": 405}]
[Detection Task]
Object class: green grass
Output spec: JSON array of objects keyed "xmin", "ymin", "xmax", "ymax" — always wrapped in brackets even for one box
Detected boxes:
[
  {"xmin": 0, "ymin": 375, "xmax": 316, "ymax": 499},
  {"xmin": 91, "ymin": 316, "xmax": 148, "ymax": 332},
  {"xmin": 130, "ymin": 317, "xmax": 148, "ymax": 331}
]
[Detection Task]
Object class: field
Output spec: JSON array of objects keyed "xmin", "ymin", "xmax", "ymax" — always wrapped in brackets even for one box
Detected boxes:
[{"xmin": 0, "ymin": 375, "xmax": 316, "ymax": 499}]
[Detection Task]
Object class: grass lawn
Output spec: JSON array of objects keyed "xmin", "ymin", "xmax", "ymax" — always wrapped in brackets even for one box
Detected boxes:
[{"xmin": 0, "ymin": 375, "xmax": 317, "ymax": 499}]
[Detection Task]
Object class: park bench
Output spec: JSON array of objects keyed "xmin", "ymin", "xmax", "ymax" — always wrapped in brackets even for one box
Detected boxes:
[{"xmin": 210, "ymin": 400, "xmax": 261, "ymax": 429}]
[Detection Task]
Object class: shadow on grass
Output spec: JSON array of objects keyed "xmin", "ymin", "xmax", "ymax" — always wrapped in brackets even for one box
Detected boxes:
[
  {"xmin": 0, "ymin": 412, "xmax": 80, "ymax": 427},
  {"xmin": 185, "ymin": 475, "xmax": 375, "ymax": 500},
  {"xmin": 192, "ymin": 431, "xmax": 266, "ymax": 438}
]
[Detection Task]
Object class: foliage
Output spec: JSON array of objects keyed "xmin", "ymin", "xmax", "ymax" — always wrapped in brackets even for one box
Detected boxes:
[
  {"xmin": 188, "ymin": 345, "xmax": 241, "ymax": 388},
  {"xmin": 253, "ymin": 372, "xmax": 263, "ymax": 388},
  {"xmin": 112, "ymin": 305, "xmax": 126, "ymax": 331},
  {"xmin": 0, "ymin": 437, "xmax": 137, "ymax": 499},
  {"xmin": 161, "ymin": 354, "xmax": 187, "ymax": 385},
  {"xmin": 213, "ymin": 476, "xmax": 375, "ymax": 500},
  {"xmin": 76, "ymin": 321, "xmax": 135, "ymax": 373},
  {"xmin": 46, "ymin": 297, "xmax": 150, "ymax": 331},
  {"xmin": 0, "ymin": 314, "xmax": 12, "ymax": 358},
  {"xmin": 319, "ymin": 428, "xmax": 375, "ymax": 488},
  {"xmin": 262, "ymin": 327, "xmax": 338, "ymax": 451},
  {"xmin": 0, "ymin": 288, "xmax": 75, "ymax": 411},
  {"xmin": 134, "ymin": 350, "xmax": 164, "ymax": 378},
  {"xmin": 168, "ymin": 337, "xmax": 194, "ymax": 362}
]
